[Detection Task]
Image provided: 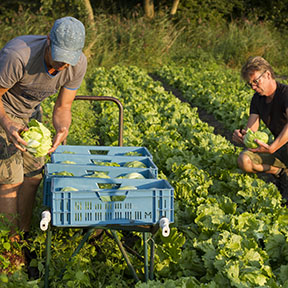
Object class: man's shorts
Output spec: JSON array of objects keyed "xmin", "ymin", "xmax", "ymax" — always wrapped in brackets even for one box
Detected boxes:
[
  {"xmin": 242, "ymin": 143, "xmax": 288, "ymax": 169},
  {"xmin": 0, "ymin": 113, "xmax": 45, "ymax": 184}
]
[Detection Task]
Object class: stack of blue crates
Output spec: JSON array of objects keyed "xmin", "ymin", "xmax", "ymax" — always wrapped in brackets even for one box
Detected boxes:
[{"xmin": 43, "ymin": 145, "xmax": 174, "ymax": 228}]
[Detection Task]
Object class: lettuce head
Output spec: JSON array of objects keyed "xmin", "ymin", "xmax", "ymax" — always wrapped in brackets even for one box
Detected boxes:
[
  {"xmin": 123, "ymin": 160, "xmax": 147, "ymax": 168},
  {"xmin": 21, "ymin": 119, "xmax": 52, "ymax": 157},
  {"xmin": 243, "ymin": 128, "xmax": 269, "ymax": 148},
  {"xmin": 122, "ymin": 172, "xmax": 145, "ymax": 179}
]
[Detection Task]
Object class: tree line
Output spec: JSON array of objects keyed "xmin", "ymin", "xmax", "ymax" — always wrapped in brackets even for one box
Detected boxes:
[{"xmin": 1, "ymin": 0, "xmax": 288, "ymax": 30}]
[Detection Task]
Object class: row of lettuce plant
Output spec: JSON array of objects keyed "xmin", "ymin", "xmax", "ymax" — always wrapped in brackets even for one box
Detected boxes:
[
  {"xmin": 85, "ymin": 65, "xmax": 288, "ymax": 287},
  {"xmin": 155, "ymin": 61, "xmax": 256, "ymax": 134}
]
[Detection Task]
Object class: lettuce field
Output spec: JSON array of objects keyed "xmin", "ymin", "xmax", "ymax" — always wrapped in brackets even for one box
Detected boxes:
[{"xmin": 2, "ymin": 60, "xmax": 288, "ymax": 288}]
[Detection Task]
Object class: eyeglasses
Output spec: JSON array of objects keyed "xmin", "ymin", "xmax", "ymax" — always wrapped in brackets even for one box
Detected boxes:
[{"xmin": 247, "ymin": 70, "xmax": 267, "ymax": 88}]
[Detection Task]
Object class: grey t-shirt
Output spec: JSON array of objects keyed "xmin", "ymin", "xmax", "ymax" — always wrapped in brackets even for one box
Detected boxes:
[{"xmin": 0, "ymin": 35, "xmax": 87, "ymax": 118}]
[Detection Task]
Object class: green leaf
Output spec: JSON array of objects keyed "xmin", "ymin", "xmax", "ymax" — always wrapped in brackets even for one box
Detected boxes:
[
  {"xmin": 0, "ymin": 274, "xmax": 8, "ymax": 283},
  {"xmin": 75, "ymin": 270, "xmax": 85, "ymax": 281},
  {"xmin": 3, "ymin": 242, "xmax": 10, "ymax": 251},
  {"xmin": 280, "ymin": 265, "xmax": 288, "ymax": 283}
]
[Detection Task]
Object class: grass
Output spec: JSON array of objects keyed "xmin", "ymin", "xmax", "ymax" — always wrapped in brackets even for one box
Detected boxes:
[{"xmin": 2, "ymin": 9, "xmax": 288, "ymax": 75}]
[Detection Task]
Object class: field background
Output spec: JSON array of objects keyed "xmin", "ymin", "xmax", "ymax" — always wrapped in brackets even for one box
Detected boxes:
[{"xmin": 1, "ymin": 1, "xmax": 288, "ymax": 287}]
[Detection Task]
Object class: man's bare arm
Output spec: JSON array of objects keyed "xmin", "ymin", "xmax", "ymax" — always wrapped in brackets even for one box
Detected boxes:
[
  {"xmin": 0, "ymin": 87, "xmax": 27, "ymax": 151},
  {"xmin": 48, "ymin": 87, "xmax": 77, "ymax": 153}
]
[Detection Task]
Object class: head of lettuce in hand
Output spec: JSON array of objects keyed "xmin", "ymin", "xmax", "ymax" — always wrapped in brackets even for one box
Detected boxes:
[
  {"xmin": 243, "ymin": 128, "xmax": 269, "ymax": 149},
  {"xmin": 20, "ymin": 119, "xmax": 52, "ymax": 157}
]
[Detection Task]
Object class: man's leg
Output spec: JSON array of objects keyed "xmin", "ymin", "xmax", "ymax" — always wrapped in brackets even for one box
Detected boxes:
[
  {"xmin": 18, "ymin": 174, "xmax": 42, "ymax": 232},
  {"xmin": 17, "ymin": 173, "xmax": 42, "ymax": 280},
  {"xmin": 0, "ymin": 183, "xmax": 22, "ymax": 234},
  {"xmin": 0, "ymin": 114, "xmax": 27, "ymax": 234},
  {"xmin": 237, "ymin": 152, "xmax": 281, "ymax": 174},
  {"xmin": 238, "ymin": 150, "xmax": 288, "ymax": 201}
]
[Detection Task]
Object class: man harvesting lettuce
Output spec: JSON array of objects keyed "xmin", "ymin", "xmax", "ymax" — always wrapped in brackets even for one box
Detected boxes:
[
  {"xmin": 0, "ymin": 17, "xmax": 87, "ymax": 235},
  {"xmin": 233, "ymin": 56, "xmax": 288, "ymax": 201}
]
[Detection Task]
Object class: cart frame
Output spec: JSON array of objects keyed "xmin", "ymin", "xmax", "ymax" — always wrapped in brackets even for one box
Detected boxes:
[{"xmin": 43, "ymin": 96, "xmax": 160, "ymax": 287}]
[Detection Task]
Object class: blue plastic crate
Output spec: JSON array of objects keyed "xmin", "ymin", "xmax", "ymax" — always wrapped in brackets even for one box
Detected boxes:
[
  {"xmin": 48, "ymin": 177, "xmax": 174, "ymax": 227},
  {"xmin": 43, "ymin": 163, "xmax": 156, "ymax": 206},
  {"xmin": 54, "ymin": 145, "xmax": 153, "ymax": 158},
  {"xmin": 44, "ymin": 163, "xmax": 156, "ymax": 179},
  {"xmin": 50, "ymin": 154, "xmax": 158, "ymax": 178}
]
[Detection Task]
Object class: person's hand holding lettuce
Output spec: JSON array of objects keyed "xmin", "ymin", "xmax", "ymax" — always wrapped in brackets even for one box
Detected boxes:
[{"xmin": 21, "ymin": 119, "xmax": 52, "ymax": 157}]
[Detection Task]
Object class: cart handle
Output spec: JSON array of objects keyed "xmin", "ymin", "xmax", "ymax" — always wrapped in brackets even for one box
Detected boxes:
[{"xmin": 64, "ymin": 95, "xmax": 124, "ymax": 146}]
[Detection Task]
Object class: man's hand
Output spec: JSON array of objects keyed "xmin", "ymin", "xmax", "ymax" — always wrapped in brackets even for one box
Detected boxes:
[
  {"xmin": 5, "ymin": 121, "xmax": 28, "ymax": 151},
  {"xmin": 49, "ymin": 87, "xmax": 76, "ymax": 154},
  {"xmin": 248, "ymin": 139, "xmax": 271, "ymax": 153},
  {"xmin": 48, "ymin": 127, "xmax": 68, "ymax": 154},
  {"xmin": 232, "ymin": 129, "xmax": 246, "ymax": 144}
]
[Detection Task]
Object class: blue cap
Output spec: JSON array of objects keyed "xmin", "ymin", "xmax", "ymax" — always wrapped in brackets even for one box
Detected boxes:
[{"xmin": 49, "ymin": 16, "xmax": 85, "ymax": 66}]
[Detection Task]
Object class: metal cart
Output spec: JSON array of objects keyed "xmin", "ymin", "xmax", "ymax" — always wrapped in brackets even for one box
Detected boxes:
[{"xmin": 41, "ymin": 96, "xmax": 174, "ymax": 287}]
